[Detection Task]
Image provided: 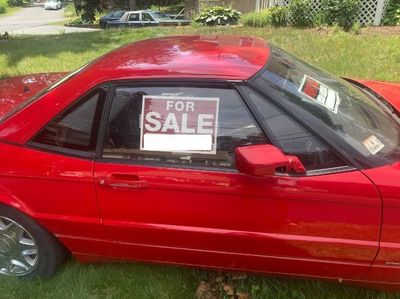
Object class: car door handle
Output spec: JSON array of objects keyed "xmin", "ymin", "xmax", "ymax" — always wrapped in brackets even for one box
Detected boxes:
[{"xmin": 98, "ymin": 175, "xmax": 148, "ymax": 190}]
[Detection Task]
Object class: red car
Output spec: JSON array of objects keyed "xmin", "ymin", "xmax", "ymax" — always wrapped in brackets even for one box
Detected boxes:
[{"xmin": 0, "ymin": 35, "xmax": 399, "ymax": 290}]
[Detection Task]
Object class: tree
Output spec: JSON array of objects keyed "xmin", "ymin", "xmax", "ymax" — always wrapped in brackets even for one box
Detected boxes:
[{"xmin": 73, "ymin": 0, "xmax": 108, "ymax": 23}]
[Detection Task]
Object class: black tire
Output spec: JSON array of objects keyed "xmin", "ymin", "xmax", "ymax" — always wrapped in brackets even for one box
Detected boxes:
[{"xmin": 0, "ymin": 204, "xmax": 67, "ymax": 278}]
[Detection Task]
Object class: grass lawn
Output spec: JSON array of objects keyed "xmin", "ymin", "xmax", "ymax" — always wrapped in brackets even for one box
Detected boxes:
[
  {"xmin": 0, "ymin": 26, "xmax": 399, "ymax": 81},
  {"xmin": 0, "ymin": 26, "xmax": 400, "ymax": 298}
]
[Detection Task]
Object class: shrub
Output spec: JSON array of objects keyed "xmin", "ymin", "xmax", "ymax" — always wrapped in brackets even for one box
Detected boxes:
[
  {"xmin": 287, "ymin": 0, "xmax": 314, "ymax": 27},
  {"xmin": 241, "ymin": 10, "xmax": 271, "ymax": 27},
  {"xmin": 383, "ymin": 0, "xmax": 400, "ymax": 25},
  {"xmin": 0, "ymin": 5, "xmax": 6, "ymax": 14},
  {"xmin": 6, "ymin": 0, "xmax": 24, "ymax": 7},
  {"xmin": 270, "ymin": 6, "xmax": 289, "ymax": 27},
  {"xmin": 194, "ymin": 6, "xmax": 242, "ymax": 26},
  {"xmin": 321, "ymin": 0, "xmax": 360, "ymax": 31}
]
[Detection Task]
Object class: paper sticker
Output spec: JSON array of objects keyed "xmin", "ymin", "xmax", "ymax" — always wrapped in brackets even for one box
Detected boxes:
[
  {"xmin": 363, "ymin": 135, "xmax": 385, "ymax": 155},
  {"xmin": 140, "ymin": 96, "xmax": 219, "ymax": 153},
  {"xmin": 299, "ymin": 75, "xmax": 341, "ymax": 114}
]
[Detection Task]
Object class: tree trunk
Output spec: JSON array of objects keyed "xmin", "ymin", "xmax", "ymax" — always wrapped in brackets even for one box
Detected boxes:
[
  {"xmin": 129, "ymin": 0, "xmax": 136, "ymax": 10},
  {"xmin": 184, "ymin": 0, "xmax": 199, "ymax": 19}
]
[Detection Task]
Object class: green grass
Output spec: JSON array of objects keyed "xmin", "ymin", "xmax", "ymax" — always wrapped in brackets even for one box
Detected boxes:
[
  {"xmin": 0, "ymin": 260, "xmax": 398, "ymax": 299},
  {"xmin": 1, "ymin": 26, "xmax": 400, "ymax": 298},
  {"xmin": 0, "ymin": 26, "xmax": 399, "ymax": 82},
  {"xmin": 0, "ymin": 0, "xmax": 23, "ymax": 17}
]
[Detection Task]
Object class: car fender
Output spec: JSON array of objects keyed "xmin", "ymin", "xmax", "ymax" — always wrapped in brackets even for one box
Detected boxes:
[{"xmin": 0, "ymin": 184, "xmax": 34, "ymax": 217}]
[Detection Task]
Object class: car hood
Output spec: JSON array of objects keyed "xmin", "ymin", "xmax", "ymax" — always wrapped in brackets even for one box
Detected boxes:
[
  {"xmin": 0, "ymin": 72, "xmax": 67, "ymax": 119},
  {"xmin": 354, "ymin": 79, "xmax": 400, "ymax": 112}
]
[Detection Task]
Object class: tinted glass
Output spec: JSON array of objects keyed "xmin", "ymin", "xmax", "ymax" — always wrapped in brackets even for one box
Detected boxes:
[
  {"xmin": 32, "ymin": 88, "xmax": 107, "ymax": 152},
  {"xmin": 103, "ymin": 87, "xmax": 267, "ymax": 169},
  {"xmin": 244, "ymin": 87, "xmax": 346, "ymax": 171},
  {"xmin": 142, "ymin": 13, "xmax": 153, "ymax": 21},
  {"xmin": 259, "ymin": 46, "xmax": 400, "ymax": 167},
  {"xmin": 129, "ymin": 13, "xmax": 139, "ymax": 21}
]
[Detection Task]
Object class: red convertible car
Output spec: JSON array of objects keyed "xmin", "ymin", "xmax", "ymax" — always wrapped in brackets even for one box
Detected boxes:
[{"xmin": 0, "ymin": 35, "xmax": 399, "ymax": 290}]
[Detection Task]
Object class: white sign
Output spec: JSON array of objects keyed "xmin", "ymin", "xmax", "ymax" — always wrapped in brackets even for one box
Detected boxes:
[{"xmin": 140, "ymin": 96, "xmax": 219, "ymax": 153}]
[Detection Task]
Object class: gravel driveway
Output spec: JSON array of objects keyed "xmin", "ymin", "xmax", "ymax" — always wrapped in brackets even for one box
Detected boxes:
[{"xmin": 0, "ymin": 4, "xmax": 99, "ymax": 35}]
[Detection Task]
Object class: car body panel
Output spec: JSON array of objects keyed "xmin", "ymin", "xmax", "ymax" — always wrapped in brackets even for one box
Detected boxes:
[
  {"xmin": 93, "ymin": 161, "xmax": 381, "ymax": 280},
  {"xmin": 362, "ymin": 163, "xmax": 400, "ymax": 284},
  {"xmin": 0, "ymin": 142, "xmax": 100, "ymax": 241},
  {"xmin": 354, "ymin": 79, "xmax": 400, "ymax": 112},
  {"xmin": 0, "ymin": 73, "xmax": 66, "ymax": 119},
  {"xmin": 99, "ymin": 11, "xmax": 126, "ymax": 29}
]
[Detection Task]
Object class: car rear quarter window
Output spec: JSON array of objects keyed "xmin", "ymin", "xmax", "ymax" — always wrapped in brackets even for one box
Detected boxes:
[
  {"xmin": 102, "ymin": 86, "xmax": 267, "ymax": 169},
  {"xmin": 31, "ymin": 87, "xmax": 107, "ymax": 153}
]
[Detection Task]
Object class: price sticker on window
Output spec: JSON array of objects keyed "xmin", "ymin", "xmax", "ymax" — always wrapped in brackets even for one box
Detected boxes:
[
  {"xmin": 299, "ymin": 75, "xmax": 341, "ymax": 114},
  {"xmin": 140, "ymin": 96, "xmax": 219, "ymax": 153}
]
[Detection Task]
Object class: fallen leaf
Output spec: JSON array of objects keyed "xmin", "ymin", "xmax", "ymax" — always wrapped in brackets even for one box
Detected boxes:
[
  {"xmin": 194, "ymin": 281, "xmax": 217, "ymax": 299},
  {"xmin": 237, "ymin": 292, "xmax": 250, "ymax": 299},
  {"xmin": 223, "ymin": 284, "xmax": 235, "ymax": 296}
]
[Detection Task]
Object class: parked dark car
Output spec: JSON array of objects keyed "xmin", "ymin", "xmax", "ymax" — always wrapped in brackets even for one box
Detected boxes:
[
  {"xmin": 106, "ymin": 10, "xmax": 190, "ymax": 29},
  {"xmin": 99, "ymin": 11, "xmax": 126, "ymax": 29}
]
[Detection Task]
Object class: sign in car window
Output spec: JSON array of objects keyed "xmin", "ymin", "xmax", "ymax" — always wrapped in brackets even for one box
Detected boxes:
[
  {"xmin": 140, "ymin": 96, "xmax": 219, "ymax": 153},
  {"xmin": 299, "ymin": 75, "xmax": 341, "ymax": 114}
]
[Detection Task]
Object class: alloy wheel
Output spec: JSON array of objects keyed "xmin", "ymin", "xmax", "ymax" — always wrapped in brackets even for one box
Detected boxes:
[{"xmin": 0, "ymin": 216, "xmax": 39, "ymax": 276}]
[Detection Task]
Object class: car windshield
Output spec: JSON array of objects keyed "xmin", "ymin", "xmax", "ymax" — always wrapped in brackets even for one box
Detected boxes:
[
  {"xmin": 151, "ymin": 12, "xmax": 171, "ymax": 20},
  {"xmin": 257, "ymin": 46, "xmax": 400, "ymax": 167},
  {"xmin": 108, "ymin": 11, "xmax": 124, "ymax": 18}
]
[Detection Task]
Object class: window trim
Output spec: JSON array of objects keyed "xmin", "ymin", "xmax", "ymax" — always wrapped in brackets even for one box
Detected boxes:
[
  {"xmin": 26, "ymin": 85, "xmax": 109, "ymax": 159},
  {"xmin": 95, "ymin": 80, "xmax": 267, "ymax": 172}
]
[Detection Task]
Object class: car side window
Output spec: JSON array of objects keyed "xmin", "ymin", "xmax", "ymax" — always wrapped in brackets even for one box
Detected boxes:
[
  {"xmin": 142, "ymin": 13, "xmax": 154, "ymax": 22},
  {"xmin": 129, "ymin": 13, "xmax": 139, "ymax": 21},
  {"xmin": 102, "ymin": 86, "xmax": 267, "ymax": 169},
  {"xmin": 31, "ymin": 87, "xmax": 107, "ymax": 153},
  {"xmin": 244, "ymin": 87, "xmax": 347, "ymax": 171}
]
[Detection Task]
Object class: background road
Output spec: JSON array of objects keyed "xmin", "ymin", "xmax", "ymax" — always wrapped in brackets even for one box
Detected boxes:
[{"xmin": 0, "ymin": 4, "xmax": 99, "ymax": 35}]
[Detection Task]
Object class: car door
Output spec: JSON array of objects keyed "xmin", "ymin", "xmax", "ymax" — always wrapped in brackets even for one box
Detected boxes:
[
  {"xmin": 94, "ymin": 83, "xmax": 381, "ymax": 281},
  {"xmin": 127, "ymin": 12, "xmax": 140, "ymax": 28}
]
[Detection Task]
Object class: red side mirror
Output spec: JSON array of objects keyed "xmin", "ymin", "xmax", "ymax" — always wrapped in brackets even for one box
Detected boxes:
[{"xmin": 235, "ymin": 145, "xmax": 306, "ymax": 176}]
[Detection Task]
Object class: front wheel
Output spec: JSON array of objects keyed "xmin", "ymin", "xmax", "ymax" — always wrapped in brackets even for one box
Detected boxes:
[{"xmin": 0, "ymin": 204, "xmax": 66, "ymax": 277}]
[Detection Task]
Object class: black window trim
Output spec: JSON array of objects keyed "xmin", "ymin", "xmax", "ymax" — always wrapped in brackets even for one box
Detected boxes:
[
  {"xmin": 94, "ymin": 79, "xmax": 267, "ymax": 173},
  {"xmin": 26, "ymin": 84, "xmax": 110, "ymax": 160}
]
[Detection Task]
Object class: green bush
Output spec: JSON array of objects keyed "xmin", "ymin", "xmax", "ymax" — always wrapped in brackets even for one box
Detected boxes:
[
  {"xmin": 0, "ymin": 5, "xmax": 6, "ymax": 14},
  {"xmin": 321, "ymin": 0, "xmax": 360, "ymax": 31},
  {"xmin": 270, "ymin": 6, "xmax": 288, "ymax": 27},
  {"xmin": 383, "ymin": 0, "xmax": 400, "ymax": 25},
  {"xmin": 287, "ymin": 0, "xmax": 314, "ymax": 27},
  {"xmin": 241, "ymin": 10, "xmax": 271, "ymax": 27},
  {"xmin": 6, "ymin": 0, "xmax": 24, "ymax": 7},
  {"xmin": 194, "ymin": 6, "xmax": 242, "ymax": 26}
]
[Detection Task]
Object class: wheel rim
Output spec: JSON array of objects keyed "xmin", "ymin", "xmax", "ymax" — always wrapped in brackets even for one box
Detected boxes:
[{"xmin": 0, "ymin": 216, "xmax": 39, "ymax": 276}]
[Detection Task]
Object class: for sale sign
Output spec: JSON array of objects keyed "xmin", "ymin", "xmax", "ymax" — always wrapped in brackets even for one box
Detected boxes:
[{"xmin": 140, "ymin": 95, "xmax": 219, "ymax": 153}]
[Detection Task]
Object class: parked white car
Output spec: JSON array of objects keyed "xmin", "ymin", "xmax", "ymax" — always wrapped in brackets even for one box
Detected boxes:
[{"xmin": 44, "ymin": 0, "xmax": 62, "ymax": 10}]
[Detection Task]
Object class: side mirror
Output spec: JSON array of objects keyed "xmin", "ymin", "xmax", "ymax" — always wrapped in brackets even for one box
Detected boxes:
[{"xmin": 235, "ymin": 145, "xmax": 306, "ymax": 176}]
